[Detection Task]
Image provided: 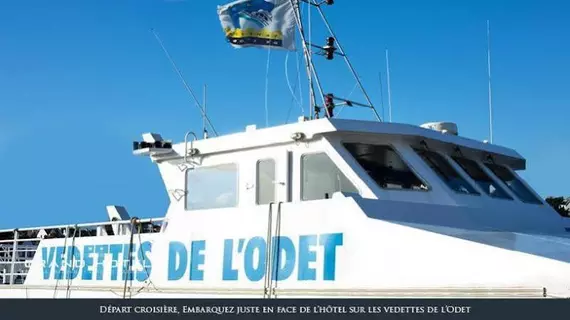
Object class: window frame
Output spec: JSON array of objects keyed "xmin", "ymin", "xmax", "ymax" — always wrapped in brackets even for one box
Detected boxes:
[
  {"xmin": 342, "ymin": 142, "xmax": 431, "ymax": 192},
  {"xmin": 413, "ymin": 148, "xmax": 480, "ymax": 196},
  {"xmin": 299, "ymin": 151, "xmax": 359, "ymax": 201},
  {"xmin": 184, "ymin": 162, "xmax": 240, "ymax": 211},
  {"xmin": 255, "ymin": 158, "xmax": 277, "ymax": 205},
  {"xmin": 450, "ymin": 156, "xmax": 513, "ymax": 201},
  {"xmin": 482, "ymin": 162, "xmax": 544, "ymax": 205}
]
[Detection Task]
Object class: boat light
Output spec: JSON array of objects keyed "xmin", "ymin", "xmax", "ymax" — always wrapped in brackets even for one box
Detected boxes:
[
  {"xmin": 133, "ymin": 132, "xmax": 174, "ymax": 156},
  {"xmin": 142, "ymin": 133, "xmax": 163, "ymax": 143},
  {"xmin": 133, "ymin": 141, "xmax": 172, "ymax": 151}
]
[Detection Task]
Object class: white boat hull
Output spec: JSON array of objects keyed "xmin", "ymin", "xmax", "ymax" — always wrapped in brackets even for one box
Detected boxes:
[{"xmin": 1, "ymin": 197, "xmax": 569, "ymax": 298}]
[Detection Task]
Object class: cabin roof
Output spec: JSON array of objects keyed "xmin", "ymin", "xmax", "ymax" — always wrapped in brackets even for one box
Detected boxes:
[{"xmin": 151, "ymin": 118, "xmax": 525, "ymax": 169}]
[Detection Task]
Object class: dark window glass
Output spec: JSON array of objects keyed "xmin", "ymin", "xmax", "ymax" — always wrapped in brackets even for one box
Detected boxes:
[
  {"xmin": 451, "ymin": 157, "xmax": 512, "ymax": 200},
  {"xmin": 484, "ymin": 163, "xmax": 543, "ymax": 205},
  {"xmin": 414, "ymin": 149, "xmax": 479, "ymax": 195},
  {"xmin": 345, "ymin": 143, "xmax": 428, "ymax": 191}
]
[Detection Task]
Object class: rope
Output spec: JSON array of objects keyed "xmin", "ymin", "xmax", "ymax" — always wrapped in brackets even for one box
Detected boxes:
[
  {"xmin": 284, "ymin": 51, "xmax": 304, "ymax": 122},
  {"xmin": 135, "ymin": 221, "xmax": 158, "ymax": 293},
  {"xmin": 52, "ymin": 226, "xmax": 70, "ymax": 298},
  {"xmin": 122, "ymin": 219, "xmax": 137, "ymax": 299}
]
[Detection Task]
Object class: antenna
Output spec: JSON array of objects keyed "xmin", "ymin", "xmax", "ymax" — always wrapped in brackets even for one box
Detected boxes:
[
  {"xmin": 151, "ymin": 28, "xmax": 219, "ymax": 137},
  {"xmin": 486, "ymin": 20, "xmax": 494, "ymax": 144},
  {"xmin": 385, "ymin": 48, "xmax": 393, "ymax": 123}
]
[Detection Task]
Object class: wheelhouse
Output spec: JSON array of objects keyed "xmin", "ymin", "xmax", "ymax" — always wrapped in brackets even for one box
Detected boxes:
[{"xmin": 142, "ymin": 118, "xmax": 548, "ymax": 214}]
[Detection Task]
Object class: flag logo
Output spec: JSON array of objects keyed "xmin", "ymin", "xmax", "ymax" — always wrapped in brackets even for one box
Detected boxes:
[{"xmin": 218, "ymin": 0, "xmax": 296, "ymax": 50}]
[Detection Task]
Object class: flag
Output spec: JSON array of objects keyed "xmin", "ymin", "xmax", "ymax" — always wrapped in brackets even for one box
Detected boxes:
[{"xmin": 217, "ymin": 0, "xmax": 297, "ymax": 51}]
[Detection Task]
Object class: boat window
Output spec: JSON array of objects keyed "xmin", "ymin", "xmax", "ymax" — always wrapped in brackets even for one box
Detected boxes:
[
  {"xmin": 301, "ymin": 153, "xmax": 358, "ymax": 201},
  {"xmin": 484, "ymin": 163, "xmax": 543, "ymax": 205},
  {"xmin": 344, "ymin": 143, "xmax": 428, "ymax": 191},
  {"xmin": 256, "ymin": 159, "xmax": 276, "ymax": 205},
  {"xmin": 185, "ymin": 163, "xmax": 239, "ymax": 210},
  {"xmin": 414, "ymin": 149, "xmax": 479, "ymax": 195},
  {"xmin": 451, "ymin": 157, "xmax": 512, "ymax": 200}
]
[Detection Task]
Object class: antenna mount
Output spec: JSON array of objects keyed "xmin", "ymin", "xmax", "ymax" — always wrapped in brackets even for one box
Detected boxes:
[{"xmin": 294, "ymin": 0, "xmax": 382, "ymax": 122}]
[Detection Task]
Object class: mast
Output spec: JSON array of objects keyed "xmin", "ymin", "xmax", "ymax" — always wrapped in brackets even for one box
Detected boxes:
[
  {"xmin": 288, "ymin": 0, "xmax": 322, "ymax": 119},
  {"xmin": 291, "ymin": 0, "xmax": 382, "ymax": 121}
]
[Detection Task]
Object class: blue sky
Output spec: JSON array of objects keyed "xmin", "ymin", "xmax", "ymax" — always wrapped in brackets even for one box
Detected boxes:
[{"xmin": 0, "ymin": 0, "xmax": 568, "ymax": 229}]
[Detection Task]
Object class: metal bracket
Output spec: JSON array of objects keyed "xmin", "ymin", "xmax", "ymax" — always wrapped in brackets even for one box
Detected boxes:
[{"xmin": 169, "ymin": 189, "xmax": 187, "ymax": 202}]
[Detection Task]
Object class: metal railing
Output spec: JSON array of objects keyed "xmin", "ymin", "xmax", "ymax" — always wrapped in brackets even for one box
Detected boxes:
[
  {"xmin": 0, "ymin": 285, "xmax": 552, "ymax": 299},
  {"xmin": 0, "ymin": 217, "xmax": 164, "ymax": 285}
]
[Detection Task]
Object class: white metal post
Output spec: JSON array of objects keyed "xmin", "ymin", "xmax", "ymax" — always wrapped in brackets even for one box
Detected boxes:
[{"xmin": 9, "ymin": 229, "xmax": 18, "ymax": 285}]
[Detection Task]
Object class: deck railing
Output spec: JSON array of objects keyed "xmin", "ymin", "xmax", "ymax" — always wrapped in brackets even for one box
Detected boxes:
[
  {"xmin": 0, "ymin": 285, "xmax": 554, "ymax": 298},
  {"xmin": 0, "ymin": 217, "xmax": 164, "ymax": 285}
]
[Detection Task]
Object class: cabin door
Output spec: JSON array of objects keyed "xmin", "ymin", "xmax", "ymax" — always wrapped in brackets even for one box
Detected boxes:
[{"xmin": 255, "ymin": 150, "xmax": 291, "ymax": 205}]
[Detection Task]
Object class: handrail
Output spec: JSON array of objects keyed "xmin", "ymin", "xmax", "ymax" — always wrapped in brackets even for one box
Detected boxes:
[
  {"xmin": 0, "ymin": 284, "xmax": 552, "ymax": 298},
  {"xmin": 184, "ymin": 131, "xmax": 199, "ymax": 164},
  {"xmin": 263, "ymin": 202, "xmax": 284, "ymax": 299},
  {"xmin": 263, "ymin": 202, "xmax": 275, "ymax": 299},
  {"xmin": 0, "ymin": 217, "xmax": 165, "ymax": 234},
  {"xmin": 270, "ymin": 202, "xmax": 284, "ymax": 299},
  {"xmin": 0, "ymin": 218, "xmax": 165, "ymax": 286}
]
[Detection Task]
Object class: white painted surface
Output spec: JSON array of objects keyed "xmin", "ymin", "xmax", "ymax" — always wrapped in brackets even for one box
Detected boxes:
[{"xmin": 1, "ymin": 118, "xmax": 568, "ymax": 299}]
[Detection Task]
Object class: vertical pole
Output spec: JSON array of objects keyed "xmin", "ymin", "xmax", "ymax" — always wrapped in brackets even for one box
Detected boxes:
[
  {"xmin": 487, "ymin": 20, "xmax": 494, "ymax": 144},
  {"xmin": 10, "ymin": 229, "xmax": 18, "ymax": 285},
  {"xmin": 288, "ymin": 0, "xmax": 326, "ymax": 118},
  {"xmin": 385, "ymin": 49, "xmax": 393, "ymax": 123}
]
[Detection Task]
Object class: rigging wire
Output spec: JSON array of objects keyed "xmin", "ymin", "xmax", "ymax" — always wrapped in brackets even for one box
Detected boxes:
[
  {"xmin": 335, "ymin": 82, "xmax": 359, "ymax": 117},
  {"xmin": 296, "ymin": 49, "xmax": 304, "ymax": 116},
  {"xmin": 284, "ymin": 59, "xmax": 300, "ymax": 123},
  {"xmin": 314, "ymin": 3, "xmax": 381, "ymax": 122},
  {"xmin": 285, "ymin": 51, "xmax": 304, "ymax": 120},
  {"xmin": 378, "ymin": 71, "xmax": 386, "ymax": 121}
]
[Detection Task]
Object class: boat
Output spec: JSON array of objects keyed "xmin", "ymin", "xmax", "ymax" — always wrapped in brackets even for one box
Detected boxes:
[{"xmin": 1, "ymin": 0, "xmax": 569, "ymax": 299}]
